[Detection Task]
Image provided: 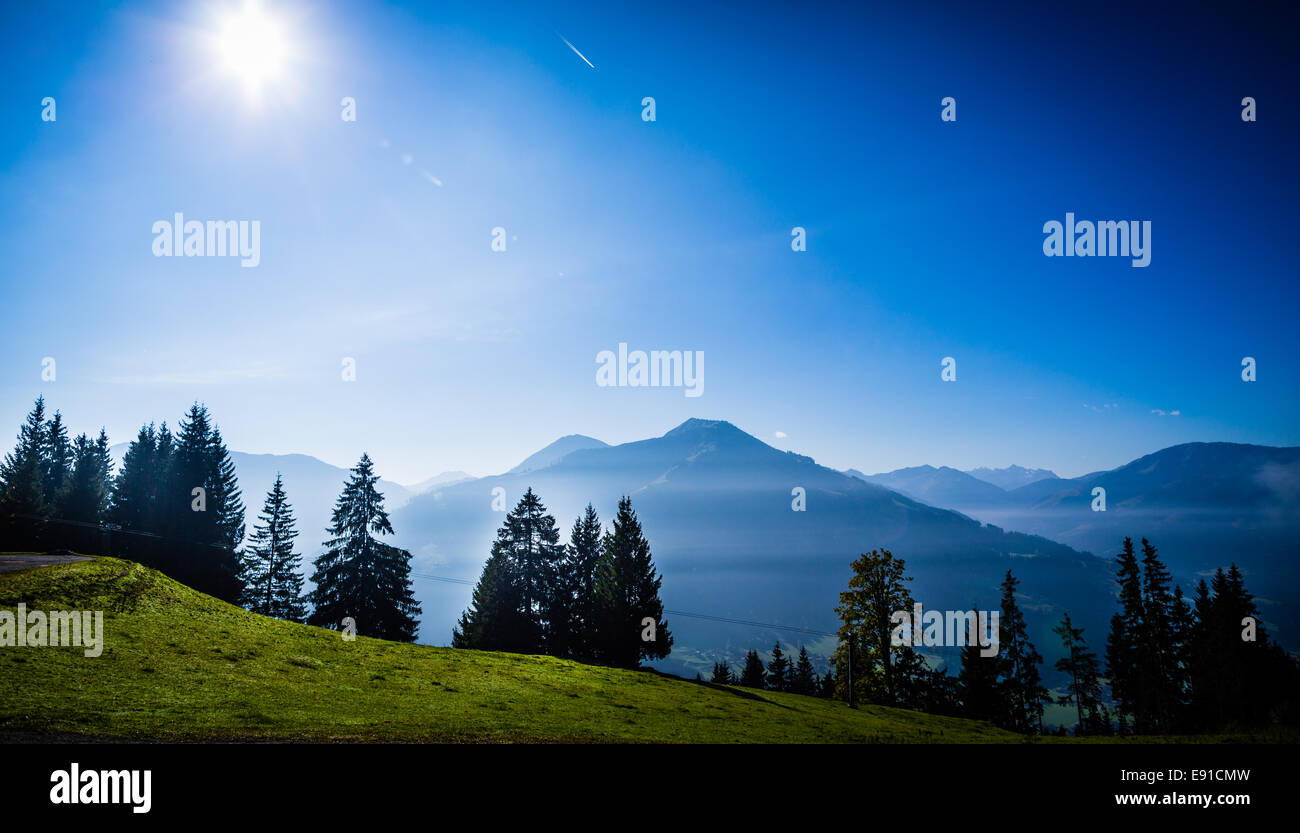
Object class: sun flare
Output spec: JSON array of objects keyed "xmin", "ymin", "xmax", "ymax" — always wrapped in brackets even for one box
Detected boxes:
[{"xmin": 214, "ymin": 2, "xmax": 288, "ymax": 91}]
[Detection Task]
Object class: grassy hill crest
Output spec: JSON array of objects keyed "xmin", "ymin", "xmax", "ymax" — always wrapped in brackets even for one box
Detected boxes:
[{"xmin": 0, "ymin": 556, "xmax": 1021, "ymax": 743}]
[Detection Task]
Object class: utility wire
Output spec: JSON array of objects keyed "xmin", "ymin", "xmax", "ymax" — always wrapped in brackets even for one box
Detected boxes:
[
  {"xmin": 408, "ymin": 570, "xmax": 836, "ymax": 638},
  {"xmin": 11, "ymin": 521, "xmax": 838, "ymax": 642}
]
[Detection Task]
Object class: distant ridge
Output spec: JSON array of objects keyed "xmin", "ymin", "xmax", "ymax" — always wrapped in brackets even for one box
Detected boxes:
[
  {"xmin": 405, "ymin": 471, "xmax": 475, "ymax": 493},
  {"xmin": 393, "ymin": 417, "xmax": 1114, "ymax": 680},
  {"xmin": 966, "ymin": 464, "xmax": 1059, "ymax": 491},
  {"xmin": 507, "ymin": 434, "xmax": 608, "ymax": 475}
]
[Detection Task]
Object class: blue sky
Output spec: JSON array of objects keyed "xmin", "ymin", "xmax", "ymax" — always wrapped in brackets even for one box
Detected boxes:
[{"xmin": 2, "ymin": 0, "xmax": 1297, "ymax": 483}]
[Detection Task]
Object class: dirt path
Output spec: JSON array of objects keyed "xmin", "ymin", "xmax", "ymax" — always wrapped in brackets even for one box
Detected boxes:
[{"xmin": 0, "ymin": 553, "xmax": 92, "ymax": 574}]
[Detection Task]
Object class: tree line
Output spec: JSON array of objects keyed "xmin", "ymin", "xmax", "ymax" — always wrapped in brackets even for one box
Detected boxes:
[
  {"xmin": 1, "ymin": 398, "xmax": 674, "ymax": 671},
  {"xmin": 823, "ymin": 542, "xmax": 1299, "ymax": 735},
  {"xmin": 4, "ymin": 397, "xmax": 1294, "ymax": 725},
  {"xmin": 710, "ymin": 643, "xmax": 835, "ymax": 697},
  {"xmin": 0, "ymin": 397, "xmax": 420, "ymax": 639},
  {"xmin": 453, "ymin": 488, "xmax": 673, "ymax": 669}
]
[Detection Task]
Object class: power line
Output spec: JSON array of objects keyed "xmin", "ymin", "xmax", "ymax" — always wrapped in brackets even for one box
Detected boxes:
[
  {"xmin": 408, "ymin": 569, "xmax": 836, "ymax": 638},
  {"xmin": 663, "ymin": 609, "xmax": 836, "ymax": 639},
  {"xmin": 13, "ymin": 522, "xmax": 837, "ymax": 642},
  {"xmin": 409, "ymin": 570, "xmax": 474, "ymax": 586}
]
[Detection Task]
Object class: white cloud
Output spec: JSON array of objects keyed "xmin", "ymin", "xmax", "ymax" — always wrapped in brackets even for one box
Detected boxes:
[{"xmin": 773, "ymin": 431, "xmax": 787, "ymax": 439}]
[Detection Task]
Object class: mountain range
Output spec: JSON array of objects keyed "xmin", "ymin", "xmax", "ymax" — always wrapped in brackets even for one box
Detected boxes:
[
  {"xmin": 116, "ymin": 422, "xmax": 1300, "ymax": 681},
  {"xmin": 387, "ymin": 419, "xmax": 1118, "ymax": 679},
  {"xmin": 853, "ymin": 444, "xmax": 1300, "ymax": 648}
]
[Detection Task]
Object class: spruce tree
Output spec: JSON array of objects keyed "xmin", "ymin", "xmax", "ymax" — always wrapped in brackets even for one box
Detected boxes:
[
  {"xmin": 592, "ymin": 496, "xmax": 672, "ymax": 668},
  {"xmin": 819, "ymin": 669, "xmax": 835, "ymax": 698},
  {"xmin": 1186, "ymin": 577, "xmax": 1220, "ymax": 729},
  {"xmin": 1183, "ymin": 564, "xmax": 1298, "ymax": 729},
  {"xmin": 563, "ymin": 504, "xmax": 604, "ymax": 660},
  {"xmin": 957, "ymin": 638, "xmax": 1001, "ymax": 723},
  {"xmin": 108, "ymin": 423, "xmax": 158, "ymax": 537},
  {"xmin": 209, "ymin": 428, "xmax": 245, "ymax": 557},
  {"xmin": 996, "ymin": 569, "xmax": 1048, "ymax": 733},
  {"xmin": 62, "ymin": 430, "xmax": 112, "ymax": 525},
  {"xmin": 466, "ymin": 488, "xmax": 566, "ymax": 653},
  {"xmin": 791, "ymin": 646, "xmax": 818, "ymax": 695},
  {"xmin": 1105, "ymin": 537, "xmax": 1145, "ymax": 731},
  {"xmin": 513, "ymin": 489, "xmax": 564, "ymax": 652},
  {"xmin": 453, "ymin": 540, "xmax": 529, "ymax": 652},
  {"xmin": 766, "ymin": 642, "xmax": 791, "ymax": 692},
  {"xmin": 239, "ymin": 475, "xmax": 306, "ymax": 622},
  {"xmin": 710, "ymin": 661, "xmax": 734, "ymax": 685},
  {"xmin": 1139, "ymin": 538, "xmax": 1183, "ymax": 731},
  {"xmin": 42, "ymin": 410, "xmax": 74, "ymax": 514},
  {"xmin": 0, "ymin": 397, "xmax": 51, "ymax": 546},
  {"xmin": 171, "ymin": 406, "xmax": 243, "ymax": 600},
  {"xmin": 739, "ymin": 650, "xmax": 767, "ymax": 688},
  {"xmin": 309, "ymin": 454, "xmax": 421, "ymax": 641}
]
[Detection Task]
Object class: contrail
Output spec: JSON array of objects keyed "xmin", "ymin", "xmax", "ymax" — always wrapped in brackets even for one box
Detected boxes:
[{"xmin": 559, "ymin": 33, "xmax": 595, "ymax": 69}]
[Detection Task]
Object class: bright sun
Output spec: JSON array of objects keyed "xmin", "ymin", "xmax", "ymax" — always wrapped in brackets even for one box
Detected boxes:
[{"xmin": 215, "ymin": 2, "xmax": 287, "ymax": 91}]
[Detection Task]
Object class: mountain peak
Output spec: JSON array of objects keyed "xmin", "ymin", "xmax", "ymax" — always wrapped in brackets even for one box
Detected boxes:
[
  {"xmin": 507, "ymin": 434, "xmax": 609, "ymax": 475},
  {"xmin": 966, "ymin": 464, "xmax": 1059, "ymax": 491},
  {"xmin": 663, "ymin": 418, "xmax": 743, "ymax": 438}
]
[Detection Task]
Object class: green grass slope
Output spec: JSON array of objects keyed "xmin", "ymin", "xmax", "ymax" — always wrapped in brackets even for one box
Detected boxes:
[{"xmin": 0, "ymin": 556, "xmax": 1026, "ymax": 743}]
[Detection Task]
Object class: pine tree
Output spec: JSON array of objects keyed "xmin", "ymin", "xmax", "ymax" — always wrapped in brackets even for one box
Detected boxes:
[
  {"xmin": 108, "ymin": 423, "xmax": 158, "ymax": 537},
  {"xmin": 592, "ymin": 496, "xmax": 672, "ymax": 668},
  {"xmin": 173, "ymin": 407, "xmax": 213, "ymax": 540},
  {"xmin": 62, "ymin": 430, "xmax": 112, "ymax": 525},
  {"xmin": 453, "ymin": 539, "xmax": 528, "ymax": 652},
  {"xmin": 209, "ymin": 428, "xmax": 246, "ymax": 556},
  {"xmin": 1139, "ymin": 538, "xmax": 1183, "ymax": 732},
  {"xmin": 1106, "ymin": 537, "xmax": 1146, "ymax": 731},
  {"xmin": 996, "ymin": 570, "xmax": 1048, "ymax": 733},
  {"xmin": 1053, "ymin": 612, "xmax": 1104, "ymax": 735},
  {"xmin": 170, "ymin": 406, "xmax": 243, "ymax": 601},
  {"xmin": 563, "ymin": 504, "xmax": 604, "ymax": 660},
  {"xmin": 957, "ymin": 639, "xmax": 1001, "ymax": 723},
  {"xmin": 710, "ymin": 661, "xmax": 734, "ymax": 685},
  {"xmin": 460, "ymin": 488, "xmax": 566, "ymax": 654},
  {"xmin": 766, "ymin": 642, "xmax": 791, "ymax": 692},
  {"xmin": 42, "ymin": 410, "xmax": 74, "ymax": 514},
  {"xmin": 819, "ymin": 669, "xmax": 835, "ymax": 699},
  {"xmin": 238, "ymin": 475, "xmax": 306, "ymax": 622},
  {"xmin": 512, "ymin": 489, "xmax": 564, "ymax": 652},
  {"xmin": 739, "ymin": 650, "xmax": 767, "ymax": 688},
  {"xmin": 791, "ymin": 646, "xmax": 818, "ymax": 695},
  {"xmin": 59, "ymin": 429, "xmax": 113, "ymax": 553},
  {"xmin": 309, "ymin": 454, "xmax": 421, "ymax": 641},
  {"xmin": 0, "ymin": 397, "xmax": 51, "ymax": 546},
  {"xmin": 1186, "ymin": 577, "xmax": 1220, "ymax": 729},
  {"xmin": 1183, "ymin": 564, "xmax": 1298, "ymax": 729},
  {"xmin": 831, "ymin": 549, "xmax": 914, "ymax": 705}
]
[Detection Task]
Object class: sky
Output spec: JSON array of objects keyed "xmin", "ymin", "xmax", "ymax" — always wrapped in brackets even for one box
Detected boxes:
[{"xmin": 1, "ymin": 0, "xmax": 1297, "ymax": 484}]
